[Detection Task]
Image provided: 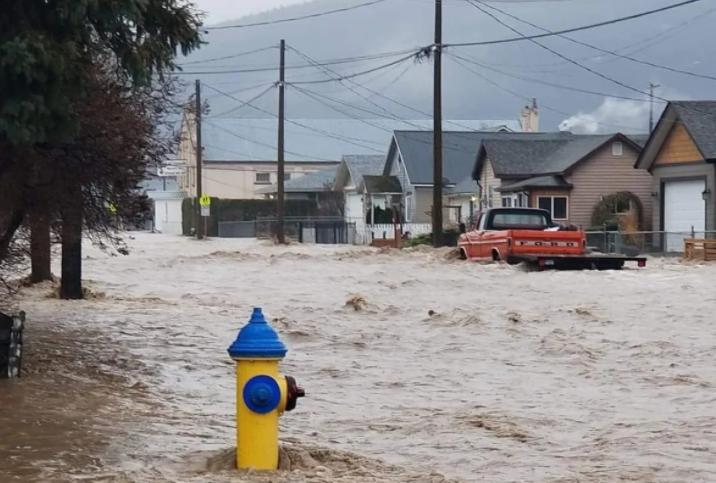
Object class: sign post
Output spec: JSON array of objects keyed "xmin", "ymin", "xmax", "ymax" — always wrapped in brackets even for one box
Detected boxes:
[{"xmin": 199, "ymin": 194, "xmax": 211, "ymax": 236}]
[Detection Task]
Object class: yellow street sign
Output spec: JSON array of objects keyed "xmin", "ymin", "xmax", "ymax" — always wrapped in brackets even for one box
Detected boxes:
[
  {"xmin": 199, "ymin": 194, "xmax": 211, "ymax": 207},
  {"xmin": 108, "ymin": 203, "xmax": 117, "ymax": 214}
]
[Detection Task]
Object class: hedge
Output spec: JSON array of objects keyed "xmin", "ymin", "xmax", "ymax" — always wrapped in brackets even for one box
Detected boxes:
[{"xmin": 182, "ymin": 198, "xmax": 320, "ymax": 236}]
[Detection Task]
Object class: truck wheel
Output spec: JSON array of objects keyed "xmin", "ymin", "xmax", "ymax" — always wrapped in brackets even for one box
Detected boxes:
[{"xmin": 459, "ymin": 248, "xmax": 468, "ymax": 260}]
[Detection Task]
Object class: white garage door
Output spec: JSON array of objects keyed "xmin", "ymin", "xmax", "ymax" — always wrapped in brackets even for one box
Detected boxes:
[{"xmin": 664, "ymin": 179, "xmax": 706, "ymax": 252}]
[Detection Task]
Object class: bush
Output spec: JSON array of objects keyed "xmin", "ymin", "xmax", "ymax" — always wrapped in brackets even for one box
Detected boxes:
[{"xmin": 181, "ymin": 198, "xmax": 320, "ymax": 236}]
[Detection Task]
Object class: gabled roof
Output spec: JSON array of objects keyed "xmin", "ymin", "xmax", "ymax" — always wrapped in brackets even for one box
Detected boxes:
[
  {"xmin": 256, "ymin": 167, "xmax": 337, "ymax": 194},
  {"xmin": 478, "ymin": 133, "xmax": 642, "ymax": 179},
  {"xmin": 334, "ymin": 154, "xmax": 385, "ymax": 190},
  {"xmin": 200, "ymin": 118, "xmax": 517, "ymax": 162},
  {"xmin": 387, "ymin": 130, "xmax": 556, "ymax": 186},
  {"xmin": 670, "ymin": 101, "xmax": 716, "ymax": 159},
  {"xmin": 361, "ymin": 175, "xmax": 403, "ymax": 194},
  {"xmin": 497, "ymin": 175, "xmax": 572, "ymax": 192},
  {"xmin": 636, "ymin": 101, "xmax": 716, "ymax": 169},
  {"xmin": 449, "ymin": 177, "xmax": 479, "ymax": 195}
]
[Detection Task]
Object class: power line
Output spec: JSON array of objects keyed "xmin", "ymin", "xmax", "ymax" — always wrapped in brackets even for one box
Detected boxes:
[
  {"xmin": 446, "ymin": 54, "xmax": 646, "ymax": 132},
  {"xmin": 204, "ymin": 119, "xmax": 336, "ymax": 162},
  {"xmin": 445, "ymin": 52, "xmax": 654, "ymax": 103},
  {"xmin": 289, "ymin": 44, "xmax": 510, "ymax": 134},
  {"xmin": 465, "ymin": 1, "xmax": 656, "ymax": 100},
  {"xmin": 474, "ymin": 0, "xmax": 716, "ymax": 82},
  {"xmin": 205, "ymin": 0, "xmax": 388, "ymax": 30},
  {"xmin": 290, "ymin": 51, "xmax": 422, "ymax": 85},
  {"xmin": 203, "ymin": 82, "xmax": 387, "ymax": 153},
  {"xmin": 178, "ymin": 46, "xmax": 276, "ymax": 66},
  {"xmin": 208, "ymin": 84, "xmax": 277, "ymax": 118},
  {"xmin": 445, "ymin": 0, "xmax": 704, "ymax": 48},
  {"xmin": 173, "ymin": 49, "xmax": 421, "ymax": 76}
]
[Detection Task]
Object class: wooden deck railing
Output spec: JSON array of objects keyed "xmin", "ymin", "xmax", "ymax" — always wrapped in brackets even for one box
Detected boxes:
[{"xmin": 684, "ymin": 238, "xmax": 716, "ymax": 261}]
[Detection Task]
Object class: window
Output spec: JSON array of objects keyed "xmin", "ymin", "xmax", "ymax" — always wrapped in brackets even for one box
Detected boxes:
[
  {"xmin": 492, "ymin": 212, "xmax": 550, "ymax": 230},
  {"xmin": 612, "ymin": 141, "xmax": 623, "ymax": 156},
  {"xmin": 255, "ymin": 172, "xmax": 271, "ymax": 184},
  {"xmin": 612, "ymin": 198, "xmax": 631, "ymax": 214},
  {"xmin": 537, "ymin": 196, "xmax": 569, "ymax": 220},
  {"xmin": 501, "ymin": 196, "xmax": 513, "ymax": 208},
  {"xmin": 284, "ymin": 173, "xmax": 291, "ymax": 181}
]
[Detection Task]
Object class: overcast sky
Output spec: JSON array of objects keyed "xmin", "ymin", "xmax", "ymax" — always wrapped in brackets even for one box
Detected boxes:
[{"xmin": 195, "ymin": 0, "xmax": 307, "ymax": 24}]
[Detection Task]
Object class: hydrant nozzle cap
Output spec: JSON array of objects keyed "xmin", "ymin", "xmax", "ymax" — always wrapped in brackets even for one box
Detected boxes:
[{"xmin": 227, "ymin": 307, "xmax": 288, "ymax": 359}]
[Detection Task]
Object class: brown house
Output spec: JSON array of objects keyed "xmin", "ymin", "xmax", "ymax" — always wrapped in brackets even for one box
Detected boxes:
[
  {"xmin": 475, "ymin": 133, "xmax": 652, "ymax": 229},
  {"xmin": 635, "ymin": 101, "xmax": 716, "ymax": 251}
]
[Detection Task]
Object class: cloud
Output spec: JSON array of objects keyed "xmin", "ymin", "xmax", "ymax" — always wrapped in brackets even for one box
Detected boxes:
[{"xmin": 559, "ymin": 98, "xmax": 651, "ymax": 134}]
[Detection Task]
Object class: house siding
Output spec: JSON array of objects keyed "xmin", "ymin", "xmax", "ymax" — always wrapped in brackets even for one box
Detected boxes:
[
  {"xmin": 564, "ymin": 143, "xmax": 653, "ymax": 229},
  {"xmin": 479, "ymin": 159, "xmax": 502, "ymax": 209},
  {"xmin": 654, "ymin": 123, "xmax": 704, "ymax": 166},
  {"xmin": 412, "ymin": 187, "xmax": 433, "ymax": 223}
]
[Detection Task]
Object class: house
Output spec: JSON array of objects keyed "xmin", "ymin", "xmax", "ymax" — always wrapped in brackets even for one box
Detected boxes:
[
  {"xmin": 333, "ymin": 154, "xmax": 388, "ymax": 223},
  {"xmin": 176, "ymin": 116, "xmax": 523, "ymax": 201},
  {"xmin": 141, "ymin": 161, "xmax": 187, "ymax": 235},
  {"xmin": 176, "ymin": 117, "xmax": 339, "ymax": 199},
  {"xmin": 384, "ymin": 128, "xmax": 540, "ymax": 224},
  {"xmin": 256, "ymin": 167, "xmax": 337, "ymax": 201},
  {"xmin": 635, "ymin": 101, "xmax": 716, "ymax": 251},
  {"xmin": 475, "ymin": 132, "xmax": 652, "ymax": 229}
]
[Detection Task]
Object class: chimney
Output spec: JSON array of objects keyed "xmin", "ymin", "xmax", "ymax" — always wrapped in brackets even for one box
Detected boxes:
[{"xmin": 520, "ymin": 98, "xmax": 539, "ymax": 132}]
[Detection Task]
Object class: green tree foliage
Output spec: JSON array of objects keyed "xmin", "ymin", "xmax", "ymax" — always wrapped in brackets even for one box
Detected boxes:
[{"xmin": 0, "ymin": 0, "xmax": 202, "ymax": 145}]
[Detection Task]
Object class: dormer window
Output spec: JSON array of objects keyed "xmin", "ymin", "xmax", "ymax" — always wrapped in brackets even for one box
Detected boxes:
[{"xmin": 612, "ymin": 141, "xmax": 623, "ymax": 156}]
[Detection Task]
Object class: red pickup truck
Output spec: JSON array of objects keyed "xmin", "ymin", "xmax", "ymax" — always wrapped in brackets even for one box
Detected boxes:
[{"xmin": 458, "ymin": 208, "xmax": 646, "ymax": 270}]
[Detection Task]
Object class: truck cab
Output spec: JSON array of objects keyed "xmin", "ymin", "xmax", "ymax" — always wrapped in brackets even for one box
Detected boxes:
[{"xmin": 459, "ymin": 208, "xmax": 585, "ymax": 262}]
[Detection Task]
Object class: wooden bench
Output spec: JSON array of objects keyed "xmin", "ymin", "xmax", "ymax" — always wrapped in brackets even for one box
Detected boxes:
[{"xmin": 684, "ymin": 238, "xmax": 716, "ymax": 261}]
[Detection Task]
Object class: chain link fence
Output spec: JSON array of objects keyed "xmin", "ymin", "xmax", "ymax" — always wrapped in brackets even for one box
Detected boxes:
[
  {"xmin": 218, "ymin": 217, "xmax": 356, "ymax": 244},
  {"xmin": 585, "ymin": 230, "xmax": 716, "ymax": 256}
]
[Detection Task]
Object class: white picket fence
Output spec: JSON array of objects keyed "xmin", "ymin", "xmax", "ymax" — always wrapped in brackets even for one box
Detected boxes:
[{"xmin": 358, "ymin": 223, "xmax": 432, "ymax": 245}]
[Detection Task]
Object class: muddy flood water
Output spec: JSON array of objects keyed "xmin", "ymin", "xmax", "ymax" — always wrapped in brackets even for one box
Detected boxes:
[{"xmin": 1, "ymin": 233, "xmax": 715, "ymax": 482}]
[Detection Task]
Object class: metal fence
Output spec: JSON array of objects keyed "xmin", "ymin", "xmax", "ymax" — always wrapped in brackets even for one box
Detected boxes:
[
  {"xmin": 218, "ymin": 217, "xmax": 355, "ymax": 245},
  {"xmin": 585, "ymin": 230, "xmax": 716, "ymax": 255}
]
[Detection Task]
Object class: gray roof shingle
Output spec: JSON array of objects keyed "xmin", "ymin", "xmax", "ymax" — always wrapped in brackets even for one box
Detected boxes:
[
  {"xmin": 481, "ymin": 134, "xmax": 638, "ymax": 177},
  {"xmin": 498, "ymin": 175, "xmax": 572, "ymax": 192},
  {"xmin": 202, "ymin": 118, "xmax": 518, "ymax": 162},
  {"xmin": 670, "ymin": 101, "xmax": 716, "ymax": 160},
  {"xmin": 341, "ymin": 154, "xmax": 385, "ymax": 187},
  {"xmin": 362, "ymin": 175, "xmax": 403, "ymax": 194},
  {"xmin": 391, "ymin": 130, "xmax": 567, "ymax": 185}
]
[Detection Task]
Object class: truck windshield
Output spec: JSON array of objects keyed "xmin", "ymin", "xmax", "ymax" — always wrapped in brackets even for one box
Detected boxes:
[{"xmin": 491, "ymin": 212, "xmax": 550, "ymax": 230}]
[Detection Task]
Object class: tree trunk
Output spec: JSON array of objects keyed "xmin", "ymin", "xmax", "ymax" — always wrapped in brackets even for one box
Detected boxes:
[
  {"xmin": 30, "ymin": 207, "xmax": 52, "ymax": 283},
  {"xmin": 0, "ymin": 210, "xmax": 24, "ymax": 262},
  {"xmin": 60, "ymin": 186, "xmax": 83, "ymax": 300}
]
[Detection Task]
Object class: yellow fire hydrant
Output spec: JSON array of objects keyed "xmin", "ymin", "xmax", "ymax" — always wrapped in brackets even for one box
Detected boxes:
[{"xmin": 227, "ymin": 307, "xmax": 305, "ymax": 470}]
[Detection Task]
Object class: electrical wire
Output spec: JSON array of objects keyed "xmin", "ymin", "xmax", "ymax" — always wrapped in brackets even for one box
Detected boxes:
[
  {"xmin": 204, "ymin": 119, "xmax": 336, "ymax": 162},
  {"xmin": 465, "ymin": 1, "xmax": 657, "ymax": 100},
  {"xmin": 445, "ymin": 52, "xmax": 652, "ymax": 103},
  {"xmin": 473, "ymin": 0, "xmax": 716, "ymax": 82},
  {"xmin": 203, "ymin": 82, "xmax": 387, "ymax": 153},
  {"xmin": 178, "ymin": 46, "xmax": 276, "ymax": 66},
  {"xmin": 446, "ymin": 54, "xmax": 647, "ymax": 132},
  {"xmin": 205, "ymin": 0, "xmax": 388, "ymax": 30},
  {"xmin": 208, "ymin": 84, "xmax": 277, "ymax": 118},
  {"xmin": 446, "ymin": 0, "xmax": 704, "ymax": 48},
  {"xmin": 173, "ymin": 48, "xmax": 422, "ymax": 76}
]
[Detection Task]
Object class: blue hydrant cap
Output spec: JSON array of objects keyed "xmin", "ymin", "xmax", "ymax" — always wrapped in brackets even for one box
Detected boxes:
[{"xmin": 227, "ymin": 307, "xmax": 288, "ymax": 359}]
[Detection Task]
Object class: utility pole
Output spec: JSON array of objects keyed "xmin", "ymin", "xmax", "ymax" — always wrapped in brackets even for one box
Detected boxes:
[
  {"xmin": 195, "ymin": 79, "xmax": 204, "ymax": 240},
  {"xmin": 277, "ymin": 39, "xmax": 286, "ymax": 244},
  {"xmin": 649, "ymin": 82, "xmax": 660, "ymax": 133},
  {"xmin": 432, "ymin": 0, "xmax": 444, "ymax": 248}
]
